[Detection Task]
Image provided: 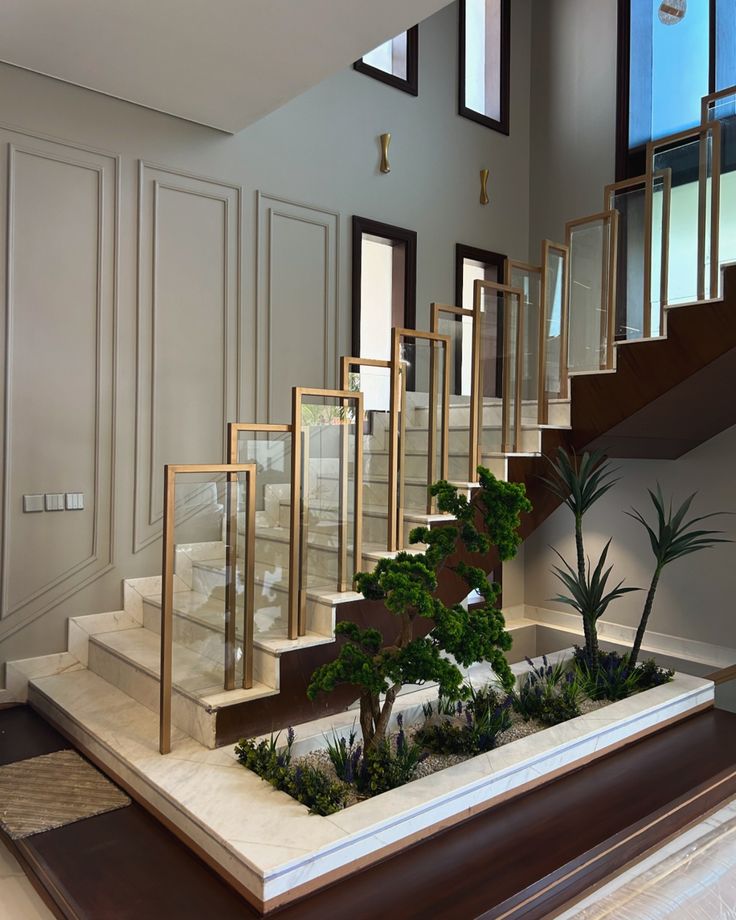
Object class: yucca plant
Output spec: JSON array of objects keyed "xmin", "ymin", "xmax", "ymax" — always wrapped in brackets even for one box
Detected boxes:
[
  {"xmin": 626, "ymin": 486, "xmax": 731, "ymax": 668},
  {"xmin": 551, "ymin": 539, "xmax": 640, "ymax": 667},
  {"xmin": 541, "ymin": 448, "xmax": 620, "ymax": 662}
]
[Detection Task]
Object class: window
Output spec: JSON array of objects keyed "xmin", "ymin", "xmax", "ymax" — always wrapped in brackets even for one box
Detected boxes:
[
  {"xmin": 618, "ymin": 0, "xmax": 736, "ymax": 178},
  {"xmin": 352, "ymin": 217, "xmax": 417, "ymax": 360},
  {"xmin": 354, "ymin": 27, "xmax": 419, "ymax": 96},
  {"xmin": 459, "ymin": 0, "xmax": 511, "ymax": 134},
  {"xmin": 454, "ymin": 244, "xmax": 505, "ymax": 395}
]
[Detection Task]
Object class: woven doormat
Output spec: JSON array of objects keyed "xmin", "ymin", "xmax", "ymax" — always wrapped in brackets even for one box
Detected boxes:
[{"xmin": 0, "ymin": 749, "xmax": 130, "ymax": 839}]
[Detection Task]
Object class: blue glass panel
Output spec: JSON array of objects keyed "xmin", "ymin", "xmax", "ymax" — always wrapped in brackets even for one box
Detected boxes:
[
  {"xmin": 717, "ymin": 0, "xmax": 736, "ymax": 90},
  {"xmin": 630, "ymin": 0, "xmax": 709, "ymax": 148}
]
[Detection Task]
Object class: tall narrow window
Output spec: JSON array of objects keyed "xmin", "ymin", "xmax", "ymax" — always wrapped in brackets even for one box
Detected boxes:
[
  {"xmin": 354, "ymin": 27, "xmax": 419, "ymax": 96},
  {"xmin": 618, "ymin": 0, "xmax": 736, "ymax": 178},
  {"xmin": 352, "ymin": 217, "xmax": 417, "ymax": 360},
  {"xmin": 459, "ymin": 0, "xmax": 511, "ymax": 134}
]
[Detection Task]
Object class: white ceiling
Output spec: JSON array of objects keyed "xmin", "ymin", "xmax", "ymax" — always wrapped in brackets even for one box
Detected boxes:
[{"xmin": 0, "ymin": 0, "xmax": 451, "ymax": 133}]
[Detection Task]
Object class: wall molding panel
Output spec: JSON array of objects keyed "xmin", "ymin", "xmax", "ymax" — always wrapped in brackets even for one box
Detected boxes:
[
  {"xmin": 0, "ymin": 133, "xmax": 118, "ymax": 625},
  {"xmin": 255, "ymin": 193, "xmax": 339, "ymax": 422},
  {"xmin": 133, "ymin": 162, "xmax": 242, "ymax": 553}
]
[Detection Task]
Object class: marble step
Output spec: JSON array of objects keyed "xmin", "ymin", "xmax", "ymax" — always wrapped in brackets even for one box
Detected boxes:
[{"xmin": 86, "ymin": 625, "xmax": 278, "ymax": 748}]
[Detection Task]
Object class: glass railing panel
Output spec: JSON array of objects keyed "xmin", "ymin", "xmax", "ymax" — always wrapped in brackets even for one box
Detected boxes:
[
  {"xmin": 291, "ymin": 389, "xmax": 362, "ymax": 635},
  {"xmin": 704, "ymin": 89, "xmax": 736, "ymax": 272},
  {"xmin": 475, "ymin": 281, "xmax": 522, "ymax": 459},
  {"xmin": 228, "ymin": 424, "xmax": 292, "ymax": 640},
  {"xmin": 431, "ymin": 304, "xmax": 476, "ymax": 483},
  {"xmin": 605, "ymin": 177, "xmax": 667, "ymax": 341},
  {"xmin": 506, "ymin": 262, "xmax": 542, "ymax": 429},
  {"xmin": 540, "ymin": 241, "xmax": 569, "ymax": 424},
  {"xmin": 341, "ymin": 358, "xmax": 392, "ymax": 551},
  {"xmin": 389, "ymin": 330, "xmax": 449, "ymax": 550},
  {"xmin": 649, "ymin": 125, "xmax": 719, "ymax": 305},
  {"xmin": 565, "ymin": 211, "xmax": 617, "ymax": 373},
  {"xmin": 160, "ymin": 463, "xmax": 255, "ymax": 754}
]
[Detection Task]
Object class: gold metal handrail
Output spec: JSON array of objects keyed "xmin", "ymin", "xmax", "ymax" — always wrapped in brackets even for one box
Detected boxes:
[
  {"xmin": 389, "ymin": 329, "xmax": 450, "ymax": 551},
  {"xmin": 289, "ymin": 387, "xmax": 364, "ymax": 636},
  {"xmin": 159, "ymin": 462, "xmax": 256, "ymax": 755}
]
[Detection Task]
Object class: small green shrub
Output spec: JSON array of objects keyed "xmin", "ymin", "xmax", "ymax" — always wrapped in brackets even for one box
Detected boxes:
[
  {"xmin": 355, "ymin": 715, "xmax": 426, "ymax": 796},
  {"xmin": 573, "ymin": 648, "xmax": 674, "ymax": 701},
  {"xmin": 324, "ymin": 723, "xmax": 363, "ymax": 784},
  {"xmin": 513, "ymin": 657, "xmax": 583, "ymax": 725},
  {"xmin": 235, "ymin": 727, "xmax": 347, "ymax": 816},
  {"xmin": 634, "ymin": 657, "xmax": 674, "ymax": 690},
  {"xmin": 415, "ymin": 686, "xmax": 513, "ymax": 755}
]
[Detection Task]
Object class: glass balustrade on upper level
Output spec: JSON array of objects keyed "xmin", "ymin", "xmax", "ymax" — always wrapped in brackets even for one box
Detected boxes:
[
  {"xmin": 703, "ymin": 88, "xmax": 736, "ymax": 274},
  {"xmin": 540, "ymin": 240, "xmax": 570, "ymax": 425},
  {"xmin": 505, "ymin": 260, "xmax": 542, "ymax": 431}
]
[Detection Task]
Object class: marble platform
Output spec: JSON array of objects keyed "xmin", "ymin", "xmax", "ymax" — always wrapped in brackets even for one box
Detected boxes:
[{"xmin": 26, "ymin": 663, "xmax": 713, "ymax": 913}]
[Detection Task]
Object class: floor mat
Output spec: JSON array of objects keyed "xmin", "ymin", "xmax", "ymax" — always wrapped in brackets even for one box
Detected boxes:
[{"xmin": 0, "ymin": 749, "xmax": 130, "ymax": 838}]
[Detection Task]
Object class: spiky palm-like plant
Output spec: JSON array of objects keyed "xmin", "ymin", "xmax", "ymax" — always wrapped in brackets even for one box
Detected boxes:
[
  {"xmin": 626, "ymin": 486, "xmax": 731, "ymax": 668},
  {"xmin": 551, "ymin": 539, "xmax": 640, "ymax": 665},
  {"xmin": 540, "ymin": 448, "xmax": 620, "ymax": 663}
]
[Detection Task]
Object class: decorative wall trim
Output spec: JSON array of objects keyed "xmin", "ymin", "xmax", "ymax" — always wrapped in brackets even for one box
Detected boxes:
[
  {"xmin": 523, "ymin": 604, "xmax": 736, "ymax": 670},
  {"xmin": 133, "ymin": 162, "xmax": 242, "ymax": 553},
  {"xmin": 0, "ymin": 136, "xmax": 118, "ymax": 621},
  {"xmin": 255, "ymin": 192, "xmax": 340, "ymax": 422}
]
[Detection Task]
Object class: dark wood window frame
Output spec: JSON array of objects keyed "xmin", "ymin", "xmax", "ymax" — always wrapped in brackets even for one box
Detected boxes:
[
  {"xmin": 353, "ymin": 26, "xmax": 419, "ymax": 97},
  {"xmin": 351, "ymin": 216, "xmax": 417, "ymax": 357},
  {"xmin": 458, "ymin": 0, "xmax": 511, "ymax": 135},
  {"xmin": 616, "ymin": 0, "xmax": 719, "ymax": 180}
]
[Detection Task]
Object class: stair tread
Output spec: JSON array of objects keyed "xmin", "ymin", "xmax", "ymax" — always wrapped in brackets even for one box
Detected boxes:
[{"xmin": 89, "ymin": 626, "xmax": 275, "ymax": 708}]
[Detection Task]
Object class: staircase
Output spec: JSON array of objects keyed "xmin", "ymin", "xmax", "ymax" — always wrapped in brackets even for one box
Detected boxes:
[{"xmin": 7, "ymin": 86, "xmax": 736, "ymax": 763}]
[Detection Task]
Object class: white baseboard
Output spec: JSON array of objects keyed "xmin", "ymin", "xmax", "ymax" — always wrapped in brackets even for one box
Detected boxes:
[{"xmin": 522, "ymin": 605, "xmax": 735, "ymax": 671}]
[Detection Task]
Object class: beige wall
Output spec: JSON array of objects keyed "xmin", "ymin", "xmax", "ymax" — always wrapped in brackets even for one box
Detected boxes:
[
  {"xmin": 523, "ymin": 425, "xmax": 736, "ymax": 653},
  {"xmin": 528, "ymin": 0, "xmax": 618, "ymax": 252},
  {"xmin": 0, "ymin": 1, "xmax": 534, "ymax": 678}
]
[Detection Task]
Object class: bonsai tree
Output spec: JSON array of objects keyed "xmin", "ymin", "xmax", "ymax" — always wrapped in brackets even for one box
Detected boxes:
[
  {"xmin": 307, "ymin": 468, "xmax": 531, "ymax": 753},
  {"xmin": 626, "ymin": 485, "xmax": 731, "ymax": 668},
  {"xmin": 541, "ymin": 448, "xmax": 630, "ymax": 667}
]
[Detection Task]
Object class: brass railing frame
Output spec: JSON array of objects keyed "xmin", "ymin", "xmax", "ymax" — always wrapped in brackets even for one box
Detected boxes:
[
  {"xmin": 471, "ymin": 280, "xmax": 525, "ymax": 461},
  {"xmin": 539, "ymin": 240, "xmax": 570, "ymax": 421},
  {"xmin": 565, "ymin": 210, "xmax": 619, "ymax": 371},
  {"xmin": 646, "ymin": 121, "xmax": 721, "ymax": 304},
  {"xmin": 505, "ymin": 259, "xmax": 543, "ymax": 429},
  {"xmin": 159, "ymin": 462, "xmax": 256, "ymax": 755},
  {"xmin": 430, "ymin": 302, "xmax": 476, "ymax": 483},
  {"xmin": 289, "ymin": 387, "xmax": 364, "ymax": 637},
  {"xmin": 388, "ymin": 328, "xmax": 450, "ymax": 552}
]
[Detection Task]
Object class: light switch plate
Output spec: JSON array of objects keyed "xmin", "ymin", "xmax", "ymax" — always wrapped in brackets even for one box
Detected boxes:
[
  {"xmin": 23, "ymin": 494, "xmax": 44, "ymax": 513},
  {"xmin": 45, "ymin": 493, "xmax": 65, "ymax": 512},
  {"xmin": 65, "ymin": 492, "xmax": 84, "ymax": 511}
]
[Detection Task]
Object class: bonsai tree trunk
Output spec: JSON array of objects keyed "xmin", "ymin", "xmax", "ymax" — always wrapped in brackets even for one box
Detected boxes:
[{"xmin": 629, "ymin": 565, "xmax": 663, "ymax": 669}]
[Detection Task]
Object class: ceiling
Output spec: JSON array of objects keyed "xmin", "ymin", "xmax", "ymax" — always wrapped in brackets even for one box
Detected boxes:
[{"xmin": 0, "ymin": 0, "xmax": 450, "ymax": 133}]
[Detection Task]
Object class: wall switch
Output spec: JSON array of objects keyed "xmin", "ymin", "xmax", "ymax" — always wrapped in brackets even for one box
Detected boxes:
[
  {"xmin": 23, "ymin": 494, "xmax": 44, "ymax": 513},
  {"xmin": 66, "ymin": 492, "xmax": 84, "ymax": 511},
  {"xmin": 45, "ymin": 493, "xmax": 65, "ymax": 512}
]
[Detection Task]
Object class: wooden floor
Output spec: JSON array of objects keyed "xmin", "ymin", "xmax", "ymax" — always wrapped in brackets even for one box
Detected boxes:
[{"xmin": 2, "ymin": 704, "xmax": 736, "ymax": 919}]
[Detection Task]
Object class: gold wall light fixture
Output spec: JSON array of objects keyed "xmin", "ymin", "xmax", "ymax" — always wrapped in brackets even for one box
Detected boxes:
[
  {"xmin": 480, "ymin": 168, "xmax": 490, "ymax": 205},
  {"xmin": 379, "ymin": 133, "xmax": 391, "ymax": 173}
]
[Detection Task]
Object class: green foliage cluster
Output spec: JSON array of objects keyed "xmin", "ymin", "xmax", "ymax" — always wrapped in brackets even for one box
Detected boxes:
[
  {"xmin": 513, "ymin": 656, "xmax": 583, "ymax": 725},
  {"xmin": 354, "ymin": 716, "xmax": 426, "ymax": 796},
  {"xmin": 415, "ymin": 686, "xmax": 513, "ymax": 755},
  {"xmin": 307, "ymin": 468, "xmax": 531, "ymax": 756},
  {"xmin": 573, "ymin": 648, "xmax": 673, "ymax": 702},
  {"xmin": 235, "ymin": 729, "xmax": 348, "ymax": 816}
]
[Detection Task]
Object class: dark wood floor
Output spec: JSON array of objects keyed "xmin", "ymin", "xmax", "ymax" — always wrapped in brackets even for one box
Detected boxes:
[{"xmin": 2, "ymin": 705, "xmax": 735, "ymax": 919}]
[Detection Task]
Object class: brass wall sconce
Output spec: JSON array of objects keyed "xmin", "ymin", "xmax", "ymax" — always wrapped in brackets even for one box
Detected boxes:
[
  {"xmin": 480, "ymin": 169, "xmax": 490, "ymax": 205},
  {"xmin": 379, "ymin": 133, "xmax": 391, "ymax": 174}
]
